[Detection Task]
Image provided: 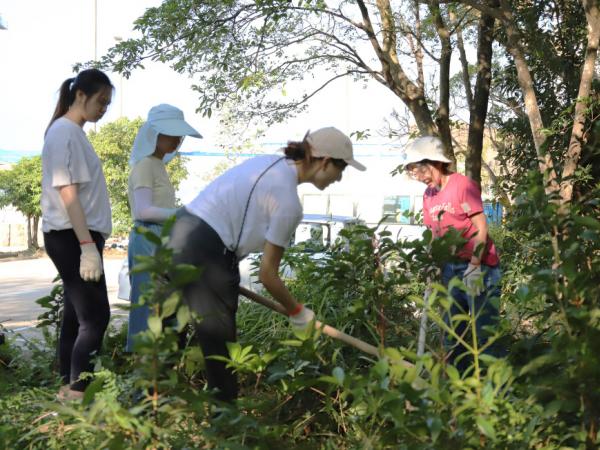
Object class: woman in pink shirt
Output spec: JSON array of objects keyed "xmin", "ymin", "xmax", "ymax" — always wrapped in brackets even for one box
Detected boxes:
[{"xmin": 402, "ymin": 136, "xmax": 502, "ymax": 373}]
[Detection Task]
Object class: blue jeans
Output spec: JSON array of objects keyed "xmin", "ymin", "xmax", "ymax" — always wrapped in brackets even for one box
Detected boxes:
[
  {"xmin": 441, "ymin": 261, "xmax": 502, "ymax": 372},
  {"xmin": 126, "ymin": 221, "xmax": 163, "ymax": 352}
]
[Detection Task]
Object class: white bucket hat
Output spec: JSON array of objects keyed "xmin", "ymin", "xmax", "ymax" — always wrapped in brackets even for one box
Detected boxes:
[
  {"xmin": 129, "ymin": 104, "xmax": 202, "ymax": 166},
  {"xmin": 401, "ymin": 136, "xmax": 451, "ymax": 166},
  {"xmin": 306, "ymin": 127, "xmax": 366, "ymax": 171}
]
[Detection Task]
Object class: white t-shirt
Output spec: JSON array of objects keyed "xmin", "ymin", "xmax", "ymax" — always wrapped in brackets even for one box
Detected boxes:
[
  {"xmin": 41, "ymin": 117, "xmax": 112, "ymax": 237},
  {"xmin": 186, "ymin": 155, "xmax": 303, "ymax": 259}
]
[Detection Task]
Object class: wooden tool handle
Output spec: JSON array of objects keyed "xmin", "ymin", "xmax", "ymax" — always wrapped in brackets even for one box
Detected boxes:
[{"xmin": 239, "ymin": 286, "xmax": 380, "ymax": 358}]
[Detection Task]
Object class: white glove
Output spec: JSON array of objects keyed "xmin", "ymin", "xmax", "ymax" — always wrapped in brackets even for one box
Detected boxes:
[
  {"xmin": 80, "ymin": 243, "xmax": 103, "ymax": 282},
  {"xmin": 289, "ymin": 304, "xmax": 315, "ymax": 331},
  {"xmin": 463, "ymin": 263, "xmax": 483, "ymax": 296}
]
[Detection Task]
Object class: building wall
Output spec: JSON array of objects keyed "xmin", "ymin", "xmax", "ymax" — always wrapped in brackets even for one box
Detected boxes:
[{"xmin": 0, "ymin": 205, "xmax": 43, "ymax": 250}]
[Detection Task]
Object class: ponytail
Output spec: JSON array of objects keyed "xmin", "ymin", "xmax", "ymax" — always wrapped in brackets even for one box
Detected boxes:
[
  {"xmin": 283, "ymin": 131, "xmax": 313, "ymax": 164},
  {"xmin": 45, "ymin": 69, "xmax": 113, "ymax": 135},
  {"xmin": 46, "ymin": 78, "xmax": 76, "ymax": 135}
]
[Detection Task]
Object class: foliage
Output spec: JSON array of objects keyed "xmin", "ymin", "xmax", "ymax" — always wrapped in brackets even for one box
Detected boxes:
[
  {"xmin": 88, "ymin": 117, "xmax": 189, "ymax": 236},
  {"xmin": 489, "ymin": 0, "xmax": 593, "ymax": 191},
  {"xmin": 84, "ymin": 0, "xmax": 508, "ymax": 176},
  {"xmin": 2, "ymin": 176, "xmax": 600, "ymax": 447},
  {"xmin": 0, "ymin": 155, "xmax": 42, "ymax": 217},
  {"xmin": 0, "ymin": 155, "xmax": 42, "ymax": 248}
]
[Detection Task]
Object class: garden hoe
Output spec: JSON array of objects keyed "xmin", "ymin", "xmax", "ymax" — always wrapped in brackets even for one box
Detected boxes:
[{"xmin": 239, "ymin": 286, "xmax": 381, "ymax": 358}]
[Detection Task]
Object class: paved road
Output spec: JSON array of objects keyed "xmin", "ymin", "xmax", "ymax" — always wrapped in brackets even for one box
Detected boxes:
[{"xmin": 0, "ymin": 256, "xmax": 129, "ymax": 341}]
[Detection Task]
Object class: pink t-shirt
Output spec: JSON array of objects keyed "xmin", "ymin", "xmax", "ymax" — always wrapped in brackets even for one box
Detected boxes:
[{"xmin": 423, "ymin": 173, "xmax": 499, "ymax": 267}]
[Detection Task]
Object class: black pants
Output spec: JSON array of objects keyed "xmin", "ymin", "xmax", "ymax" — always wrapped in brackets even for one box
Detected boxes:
[
  {"xmin": 168, "ymin": 209, "xmax": 240, "ymax": 402},
  {"xmin": 44, "ymin": 229, "xmax": 110, "ymax": 391}
]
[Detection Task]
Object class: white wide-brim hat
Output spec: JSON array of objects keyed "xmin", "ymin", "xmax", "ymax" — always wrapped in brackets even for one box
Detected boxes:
[
  {"xmin": 129, "ymin": 104, "xmax": 202, "ymax": 166},
  {"xmin": 306, "ymin": 127, "xmax": 366, "ymax": 171},
  {"xmin": 401, "ymin": 136, "xmax": 451, "ymax": 166}
]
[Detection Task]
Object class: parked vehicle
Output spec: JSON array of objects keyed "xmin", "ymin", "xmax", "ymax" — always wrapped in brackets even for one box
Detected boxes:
[{"xmin": 239, "ymin": 214, "xmax": 364, "ymax": 290}]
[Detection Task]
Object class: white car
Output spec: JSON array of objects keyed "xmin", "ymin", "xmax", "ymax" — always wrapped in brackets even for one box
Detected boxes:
[
  {"xmin": 117, "ymin": 214, "xmax": 364, "ymax": 299},
  {"xmin": 238, "ymin": 214, "xmax": 364, "ymax": 290}
]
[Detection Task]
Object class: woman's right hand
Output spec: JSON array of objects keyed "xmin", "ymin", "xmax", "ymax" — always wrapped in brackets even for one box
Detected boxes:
[
  {"xmin": 288, "ymin": 304, "xmax": 316, "ymax": 331},
  {"xmin": 80, "ymin": 243, "xmax": 103, "ymax": 281}
]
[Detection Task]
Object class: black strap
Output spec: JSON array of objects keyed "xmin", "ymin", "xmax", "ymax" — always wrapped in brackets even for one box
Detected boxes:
[{"xmin": 232, "ymin": 156, "xmax": 286, "ymax": 255}]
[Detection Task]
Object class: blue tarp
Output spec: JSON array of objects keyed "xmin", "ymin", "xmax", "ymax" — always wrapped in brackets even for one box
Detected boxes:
[{"xmin": 483, "ymin": 202, "xmax": 503, "ymax": 224}]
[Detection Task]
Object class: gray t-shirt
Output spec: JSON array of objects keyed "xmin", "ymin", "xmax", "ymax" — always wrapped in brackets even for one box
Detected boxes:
[
  {"xmin": 186, "ymin": 154, "xmax": 303, "ymax": 259},
  {"xmin": 41, "ymin": 117, "xmax": 112, "ymax": 237}
]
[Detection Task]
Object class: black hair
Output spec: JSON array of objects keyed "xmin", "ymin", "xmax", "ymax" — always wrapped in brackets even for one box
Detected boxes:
[
  {"xmin": 46, "ymin": 69, "xmax": 114, "ymax": 133},
  {"xmin": 283, "ymin": 131, "xmax": 347, "ymax": 169}
]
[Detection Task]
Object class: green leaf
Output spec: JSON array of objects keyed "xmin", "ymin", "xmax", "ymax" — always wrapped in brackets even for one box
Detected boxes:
[
  {"xmin": 426, "ymin": 417, "xmax": 442, "ymax": 443},
  {"xmin": 171, "ymin": 264, "xmax": 202, "ymax": 286},
  {"xmin": 446, "ymin": 364, "xmax": 460, "ymax": 381},
  {"xmin": 161, "ymin": 292, "xmax": 179, "ymax": 318},
  {"xmin": 176, "ymin": 305, "xmax": 191, "ymax": 331},
  {"xmin": 519, "ymin": 353, "xmax": 555, "ymax": 376},
  {"xmin": 139, "ymin": 228, "xmax": 162, "ymax": 245},
  {"xmin": 82, "ymin": 377, "xmax": 104, "ymax": 406},
  {"xmin": 573, "ymin": 215, "xmax": 600, "ymax": 230},
  {"xmin": 332, "ymin": 367, "xmax": 345, "ymax": 385},
  {"xmin": 476, "ymin": 416, "xmax": 496, "ymax": 440},
  {"xmin": 148, "ymin": 316, "xmax": 162, "ymax": 336}
]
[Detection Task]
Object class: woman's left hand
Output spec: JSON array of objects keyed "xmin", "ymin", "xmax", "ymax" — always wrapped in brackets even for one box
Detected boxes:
[{"xmin": 463, "ymin": 263, "xmax": 483, "ymax": 296}]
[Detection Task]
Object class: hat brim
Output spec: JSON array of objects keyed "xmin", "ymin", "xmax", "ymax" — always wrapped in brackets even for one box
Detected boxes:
[
  {"xmin": 402, "ymin": 153, "xmax": 451, "ymax": 166},
  {"xmin": 346, "ymin": 159, "xmax": 366, "ymax": 171},
  {"xmin": 153, "ymin": 120, "xmax": 202, "ymax": 138}
]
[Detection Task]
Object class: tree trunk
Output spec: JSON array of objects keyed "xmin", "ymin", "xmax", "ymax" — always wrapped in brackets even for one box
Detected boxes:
[
  {"xmin": 498, "ymin": 0, "xmax": 559, "ymax": 193},
  {"xmin": 360, "ymin": 0, "xmax": 441, "ymax": 142},
  {"xmin": 26, "ymin": 216, "xmax": 32, "ymax": 249},
  {"xmin": 430, "ymin": 0, "xmax": 456, "ymax": 167},
  {"xmin": 466, "ymin": 0, "xmax": 497, "ymax": 186},
  {"xmin": 452, "ymin": 10, "xmax": 474, "ymax": 111},
  {"xmin": 31, "ymin": 216, "xmax": 40, "ymax": 250},
  {"xmin": 559, "ymin": 0, "xmax": 600, "ymax": 203}
]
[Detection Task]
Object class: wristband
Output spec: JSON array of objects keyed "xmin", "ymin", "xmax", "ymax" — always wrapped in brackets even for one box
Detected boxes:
[
  {"xmin": 288, "ymin": 303, "xmax": 304, "ymax": 317},
  {"xmin": 80, "ymin": 240, "xmax": 94, "ymax": 245}
]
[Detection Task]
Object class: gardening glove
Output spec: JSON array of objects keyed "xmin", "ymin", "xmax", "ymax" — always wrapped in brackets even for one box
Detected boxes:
[
  {"xmin": 80, "ymin": 243, "xmax": 103, "ymax": 282},
  {"xmin": 463, "ymin": 263, "xmax": 483, "ymax": 296},
  {"xmin": 288, "ymin": 304, "xmax": 315, "ymax": 331}
]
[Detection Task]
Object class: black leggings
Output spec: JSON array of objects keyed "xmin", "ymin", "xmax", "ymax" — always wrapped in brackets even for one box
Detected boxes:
[
  {"xmin": 168, "ymin": 210, "xmax": 240, "ymax": 402},
  {"xmin": 44, "ymin": 229, "xmax": 110, "ymax": 392}
]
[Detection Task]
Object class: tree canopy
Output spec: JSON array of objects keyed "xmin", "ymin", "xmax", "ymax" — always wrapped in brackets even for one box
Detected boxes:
[
  {"xmin": 89, "ymin": 0, "xmax": 599, "ymax": 202},
  {"xmin": 0, "ymin": 156, "xmax": 42, "ymax": 248}
]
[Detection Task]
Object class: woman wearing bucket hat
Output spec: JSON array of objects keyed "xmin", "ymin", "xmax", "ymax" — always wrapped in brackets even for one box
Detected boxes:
[
  {"xmin": 126, "ymin": 104, "xmax": 202, "ymax": 351},
  {"xmin": 167, "ymin": 127, "xmax": 365, "ymax": 402},
  {"xmin": 402, "ymin": 136, "xmax": 501, "ymax": 372}
]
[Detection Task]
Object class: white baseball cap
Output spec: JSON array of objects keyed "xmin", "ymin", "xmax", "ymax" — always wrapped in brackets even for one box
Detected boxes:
[
  {"xmin": 130, "ymin": 104, "xmax": 202, "ymax": 166},
  {"xmin": 401, "ymin": 136, "xmax": 451, "ymax": 166},
  {"xmin": 306, "ymin": 127, "xmax": 366, "ymax": 171}
]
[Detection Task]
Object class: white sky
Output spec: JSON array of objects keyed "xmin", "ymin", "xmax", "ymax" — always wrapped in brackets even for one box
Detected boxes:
[{"xmin": 0, "ymin": 0, "xmax": 411, "ymax": 156}]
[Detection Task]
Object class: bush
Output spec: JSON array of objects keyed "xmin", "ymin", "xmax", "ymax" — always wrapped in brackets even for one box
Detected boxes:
[{"xmin": 1, "ymin": 178, "xmax": 599, "ymax": 448}]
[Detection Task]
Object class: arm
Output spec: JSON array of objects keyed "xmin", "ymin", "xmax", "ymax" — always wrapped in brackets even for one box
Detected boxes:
[
  {"xmin": 59, "ymin": 184, "xmax": 94, "ymax": 243},
  {"xmin": 258, "ymin": 241, "xmax": 301, "ymax": 314},
  {"xmin": 132, "ymin": 187, "xmax": 177, "ymax": 223},
  {"xmin": 469, "ymin": 212, "xmax": 488, "ymax": 265},
  {"xmin": 59, "ymin": 184, "xmax": 103, "ymax": 281}
]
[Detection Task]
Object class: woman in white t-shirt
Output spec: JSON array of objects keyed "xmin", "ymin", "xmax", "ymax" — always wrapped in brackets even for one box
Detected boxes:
[
  {"xmin": 41, "ymin": 69, "xmax": 114, "ymax": 401},
  {"xmin": 168, "ymin": 127, "xmax": 366, "ymax": 402},
  {"xmin": 126, "ymin": 104, "xmax": 201, "ymax": 351}
]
